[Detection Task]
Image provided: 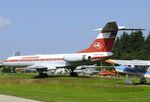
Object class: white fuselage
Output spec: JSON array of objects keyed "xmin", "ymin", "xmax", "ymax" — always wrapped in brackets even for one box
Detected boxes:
[
  {"xmin": 2, "ymin": 21, "xmax": 119, "ymax": 71},
  {"xmin": 3, "ymin": 52, "xmax": 113, "ymax": 68}
]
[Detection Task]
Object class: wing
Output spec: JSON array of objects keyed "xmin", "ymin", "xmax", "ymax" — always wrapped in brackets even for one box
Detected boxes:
[
  {"xmin": 131, "ymin": 60, "xmax": 150, "ymax": 66},
  {"xmin": 25, "ymin": 62, "xmax": 65, "ymax": 70},
  {"xmin": 106, "ymin": 59, "xmax": 150, "ymax": 66},
  {"xmin": 106, "ymin": 59, "xmax": 133, "ymax": 65}
]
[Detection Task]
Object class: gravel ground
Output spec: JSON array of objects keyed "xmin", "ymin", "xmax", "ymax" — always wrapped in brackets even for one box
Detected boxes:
[{"xmin": 0, "ymin": 94, "xmax": 42, "ymax": 102}]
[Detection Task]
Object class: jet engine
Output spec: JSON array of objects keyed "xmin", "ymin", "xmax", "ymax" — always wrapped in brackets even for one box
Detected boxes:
[{"xmin": 64, "ymin": 54, "xmax": 91, "ymax": 62}]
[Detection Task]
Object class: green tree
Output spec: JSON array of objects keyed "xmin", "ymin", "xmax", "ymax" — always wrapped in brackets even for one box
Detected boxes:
[
  {"xmin": 130, "ymin": 30, "xmax": 145, "ymax": 52},
  {"xmin": 119, "ymin": 32, "xmax": 132, "ymax": 53},
  {"xmin": 112, "ymin": 30, "xmax": 147, "ymax": 60},
  {"xmin": 145, "ymin": 32, "xmax": 150, "ymax": 59},
  {"xmin": 112, "ymin": 37, "xmax": 121, "ymax": 59}
]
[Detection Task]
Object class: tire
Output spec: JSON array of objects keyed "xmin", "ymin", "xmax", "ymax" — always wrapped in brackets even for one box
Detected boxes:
[{"xmin": 70, "ymin": 72, "xmax": 78, "ymax": 77}]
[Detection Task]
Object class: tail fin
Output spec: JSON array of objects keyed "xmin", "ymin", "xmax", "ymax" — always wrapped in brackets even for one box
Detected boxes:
[{"xmin": 79, "ymin": 21, "xmax": 118, "ymax": 53}]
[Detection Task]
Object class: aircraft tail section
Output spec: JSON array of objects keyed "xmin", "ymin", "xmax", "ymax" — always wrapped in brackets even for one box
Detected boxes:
[{"xmin": 79, "ymin": 21, "xmax": 118, "ymax": 53}]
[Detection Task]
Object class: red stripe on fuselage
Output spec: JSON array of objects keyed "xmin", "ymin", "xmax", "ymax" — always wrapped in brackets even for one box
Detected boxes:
[
  {"xmin": 4, "ymin": 56, "xmax": 107, "ymax": 62},
  {"xmin": 4, "ymin": 58, "xmax": 64, "ymax": 62}
]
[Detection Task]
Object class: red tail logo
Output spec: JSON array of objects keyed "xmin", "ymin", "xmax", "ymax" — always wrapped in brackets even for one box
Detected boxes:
[
  {"xmin": 93, "ymin": 42, "xmax": 102, "ymax": 49},
  {"xmin": 78, "ymin": 21, "xmax": 118, "ymax": 53},
  {"xmin": 78, "ymin": 31, "xmax": 117, "ymax": 53}
]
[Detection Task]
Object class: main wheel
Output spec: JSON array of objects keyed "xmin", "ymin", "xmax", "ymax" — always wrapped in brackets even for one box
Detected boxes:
[
  {"xmin": 70, "ymin": 72, "xmax": 78, "ymax": 77},
  {"xmin": 38, "ymin": 73, "xmax": 48, "ymax": 78},
  {"xmin": 140, "ymin": 77, "xmax": 147, "ymax": 84}
]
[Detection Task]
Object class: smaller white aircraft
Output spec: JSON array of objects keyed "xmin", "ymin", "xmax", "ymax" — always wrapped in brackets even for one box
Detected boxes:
[
  {"xmin": 75, "ymin": 65, "xmax": 100, "ymax": 75},
  {"xmin": 106, "ymin": 59, "xmax": 150, "ymax": 84}
]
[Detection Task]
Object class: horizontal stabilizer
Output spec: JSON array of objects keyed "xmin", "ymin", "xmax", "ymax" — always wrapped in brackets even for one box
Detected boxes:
[
  {"xmin": 95, "ymin": 25, "xmax": 145, "ymax": 32},
  {"xmin": 118, "ymin": 26, "xmax": 145, "ymax": 31}
]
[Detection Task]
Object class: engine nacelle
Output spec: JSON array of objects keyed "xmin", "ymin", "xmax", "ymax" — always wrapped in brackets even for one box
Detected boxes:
[{"xmin": 64, "ymin": 54, "xmax": 91, "ymax": 62}]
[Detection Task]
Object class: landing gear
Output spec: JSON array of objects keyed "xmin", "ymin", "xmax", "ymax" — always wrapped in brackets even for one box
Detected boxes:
[
  {"xmin": 140, "ymin": 77, "xmax": 147, "ymax": 84},
  {"xmin": 124, "ymin": 74, "xmax": 147, "ymax": 85},
  {"xmin": 70, "ymin": 72, "xmax": 78, "ymax": 77},
  {"xmin": 69, "ymin": 68, "xmax": 78, "ymax": 77},
  {"xmin": 38, "ymin": 73, "xmax": 48, "ymax": 78},
  {"xmin": 125, "ymin": 74, "xmax": 133, "ymax": 85},
  {"xmin": 36, "ymin": 68, "xmax": 48, "ymax": 78}
]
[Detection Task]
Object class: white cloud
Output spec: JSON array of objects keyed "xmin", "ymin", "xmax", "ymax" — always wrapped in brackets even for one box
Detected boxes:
[{"xmin": 0, "ymin": 18, "xmax": 11, "ymax": 28}]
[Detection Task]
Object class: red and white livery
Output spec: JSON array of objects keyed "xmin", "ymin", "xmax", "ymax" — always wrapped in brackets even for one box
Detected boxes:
[{"xmin": 3, "ymin": 21, "xmax": 122, "ymax": 77}]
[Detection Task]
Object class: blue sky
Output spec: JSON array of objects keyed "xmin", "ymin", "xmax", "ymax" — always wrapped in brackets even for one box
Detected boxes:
[{"xmin": 0, "ymin": 0, "xmax": 150, "ymax": 58}]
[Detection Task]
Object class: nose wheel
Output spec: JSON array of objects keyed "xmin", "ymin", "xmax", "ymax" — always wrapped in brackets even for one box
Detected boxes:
[{"xmin": 125, "ymin": 74, "xmax": 133, "ymax": 85}]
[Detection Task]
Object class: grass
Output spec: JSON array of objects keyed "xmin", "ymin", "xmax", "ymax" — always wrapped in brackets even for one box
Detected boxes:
[{"xmin": 0, "ymin": 73, "xmax": 150, "ymax": 102}]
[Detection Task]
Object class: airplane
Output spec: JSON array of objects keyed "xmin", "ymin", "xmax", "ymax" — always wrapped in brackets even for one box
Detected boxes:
[
  {"xmin": 74, "ymin": 65, "xmax": 100, "ymax": 75},
  {"xmin": 1, "ymin": 21, "xmax": 143, "ymax": 77},
  {"xmin": 106, "ymin": 59, "xmax": 150, "ymax": 84}
]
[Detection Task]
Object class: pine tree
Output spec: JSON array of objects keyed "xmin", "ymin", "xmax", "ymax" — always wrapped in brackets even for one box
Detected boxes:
[
  {"xmin": 112, "ymin": 37, "xmax": 121, "ymax": 59},
  {"xmin": 112, "ymin": 30, "xmax": 147, "ymax": 60},
  {"xmin": 119, "ymin": 32, "xmax": 131, "ymax": 53},
  {"xmin": 130, "ymin": 30, "xmax": 145, "ymax": 52},
  {"xmin": 145, "ymin": 32, "xmax": 150, "ymax": 59}
]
